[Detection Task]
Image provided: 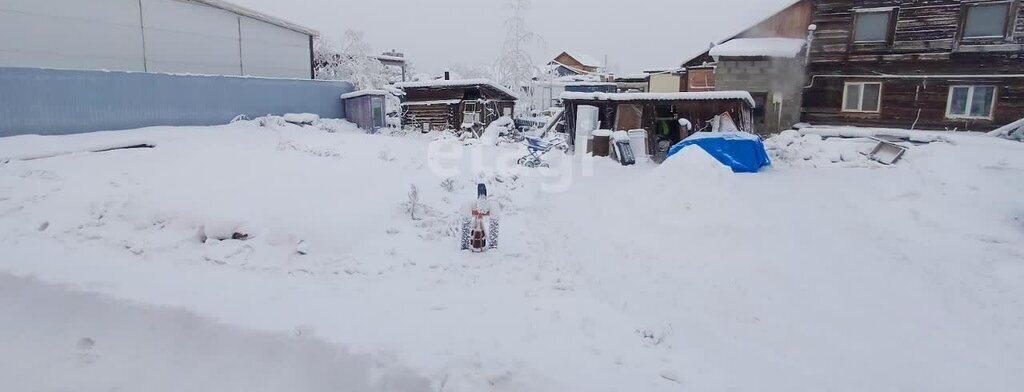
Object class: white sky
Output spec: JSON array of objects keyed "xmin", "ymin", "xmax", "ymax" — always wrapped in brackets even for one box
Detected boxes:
[{"xmin": 230, "ymin": 0, "xmax": 796, "ymax": 75}]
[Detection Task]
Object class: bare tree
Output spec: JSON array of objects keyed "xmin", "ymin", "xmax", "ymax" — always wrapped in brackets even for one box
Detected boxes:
[{"xmin": 494, "ymin": 0, "xmax": 542, "ymax": 100}]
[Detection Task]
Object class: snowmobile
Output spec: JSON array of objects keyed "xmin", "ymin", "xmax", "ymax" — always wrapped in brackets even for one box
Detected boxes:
[{"xmin": 461, "ymin": 184, "xmax": 500, "ymax": 252}]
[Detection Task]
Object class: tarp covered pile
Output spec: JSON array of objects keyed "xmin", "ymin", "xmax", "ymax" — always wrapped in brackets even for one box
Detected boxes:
[{"xmin": 667, "ymin": 132, "xmax": 771, "ymax": 173}]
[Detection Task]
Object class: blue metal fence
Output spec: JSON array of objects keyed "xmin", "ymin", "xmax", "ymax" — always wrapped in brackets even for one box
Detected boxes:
[{"xmin": 0, "ymin": 67, "xmax": 354, "ymax": 137}]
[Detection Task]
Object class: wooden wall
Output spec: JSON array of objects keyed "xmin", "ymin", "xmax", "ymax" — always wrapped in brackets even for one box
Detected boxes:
[
  {"xmin": 553, "ymin": 52, "xmax": 598, "ymax": 73},
  {"xmin": 400, "ymin": 85, "xmax": 516, "ymax": 130},
  {"xmin": 738, "ymin": 0, "xmax": 814, "ymax": 39},
  {"xmin": 803, "ymin": 0, "xmax": 1024, "ymax": 131}
]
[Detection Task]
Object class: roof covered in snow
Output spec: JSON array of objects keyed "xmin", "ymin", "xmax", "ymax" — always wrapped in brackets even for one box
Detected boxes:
[
  {"xmin": 340, "ymin": 90, "xmax": 389, "ymax": 100},
  {"xmin": 560, "ymin": 91, "xmax": 757, "ymax": 107},
  {"xmin": 677, "ymin": 0, "xmax": 807, "ymax": 66},
  {"xmin": 555, "ymin": 51, "xmax": 602, "ymax": 68},
  {"xmin": 395, "ymin": 79, "xmax": 518, "ymax": 100},
  {"xmin": 191, "ymin": 0, "xmax": 318, "ymax": 36},
  {"xmin": 709, "ymin": 38, "xmax": 806, "ymax": 60}
]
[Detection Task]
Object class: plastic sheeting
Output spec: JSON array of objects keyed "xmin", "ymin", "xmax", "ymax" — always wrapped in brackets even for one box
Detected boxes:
[{"xmin": 667, "ymin": 132, "xmax": 771, "ymax": 173}]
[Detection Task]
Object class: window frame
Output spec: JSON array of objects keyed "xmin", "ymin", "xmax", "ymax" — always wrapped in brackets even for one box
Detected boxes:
[
  {"xmin": 945, "ymin": 85, "xmax": 997, "ymax": 120},
  {"xmin": 958, "ymin": 1, "xmax": 1016, "ymax": 41},
  {"xmin": 841, "ymin": 82, "xmax": 884, "ymax": 114},
  {"xmin": 371, "ymin": 97, "xmax": 385, "ymax": 128},
  {"xmin": 851, "ymin": 7, "xmax": 898, "ymax": 45}
]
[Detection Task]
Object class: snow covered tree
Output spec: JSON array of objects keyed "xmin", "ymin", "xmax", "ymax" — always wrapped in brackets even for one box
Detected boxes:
[
  {"xmin": 494, "ymin": 0, "xmax": 542, "ymax": 100},
  {"xmin": 314, "ymin": 30, "xmax": 388, "ymax": 90},
  {"xmin": 448, "ymin": 63, "xmax": 494, "ymax": 80}
]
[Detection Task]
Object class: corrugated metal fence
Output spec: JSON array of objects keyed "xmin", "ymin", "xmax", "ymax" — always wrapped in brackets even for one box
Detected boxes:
[{"xmin": 0, "ymin": 67, "xmax": 354, "ymax": 137}]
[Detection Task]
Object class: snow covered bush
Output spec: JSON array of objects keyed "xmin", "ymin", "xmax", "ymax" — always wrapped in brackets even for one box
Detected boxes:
[
  {"xmin": 314, "ymin": 30, "xmax": 388, "ymax": 90},
  {"xmin": 404, "ymin": 185, "xmax": 422, "ymax": 221}
]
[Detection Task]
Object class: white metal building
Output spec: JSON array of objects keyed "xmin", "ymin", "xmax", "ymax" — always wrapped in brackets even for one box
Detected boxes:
[{"xmin": 0, "ymin": 0, "xmax": 317, "ymax": 79}]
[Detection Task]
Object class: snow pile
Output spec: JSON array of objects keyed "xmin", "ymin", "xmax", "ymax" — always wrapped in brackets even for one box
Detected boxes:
[
  {"xmin": 282, "ymin": 113, "xmax": 321, "ymax": 125},
  {"xmin": 3, "ymin": 120, "xmax": 1024, "ymax": 392},
  {"xmin": 479, "ymin": 116, "xmax": 515, "ymax": 145},
  {"xmin": 1, "ymin": 274, "xmax": 430, "ymax": 392},
  {"xmin": 655, "ymin": 145, "xmax": 733, "ymax": 180},
  {"xmin": 710, "ymin": 38, "xmax": 806, "ymax": 60},
  {"xmin": 765, "ymin": 129, "xmax": 879, "ymax": 167},
  {"xmin": 990, "ymin": 118, "xmax": 1024, "ymax": 142},
  {"xmin": 799, "ymin": 125, "xmax": 955, "ymax": 144},
  {"xmin": 0, "ymin": 131, "xmax": 156, "ymax": 161}
]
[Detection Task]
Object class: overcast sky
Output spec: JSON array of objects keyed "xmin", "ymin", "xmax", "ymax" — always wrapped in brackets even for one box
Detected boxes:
[{"xmin": 231, "ymin": 0, "xmax": 795, "ymax": 75}]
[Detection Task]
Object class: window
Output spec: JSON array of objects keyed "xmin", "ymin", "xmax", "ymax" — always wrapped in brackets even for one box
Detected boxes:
[
  {"xmin": 962, "ymin": 2, "xmax": 1012, "ymax": 39},
  {"xmin": 842, "ymin": 82, "xmax": 882, "ymax": 113},
  {"xmin": 463, "ymin": 102, "xmax": 480, "ymax": 124},
  {"xmin": 946, "ymin": 86, "xmax": 996, "ymax": 119},
  {"xmin": 853, "ymin": 9, "xmax": 894, "ymax": 43},
  {"xmin": 371, "ymin": 97, "xmax": 385, "ymax": 128}
]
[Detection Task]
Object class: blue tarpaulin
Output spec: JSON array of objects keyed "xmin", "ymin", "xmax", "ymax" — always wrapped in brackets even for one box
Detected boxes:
[{"xmin": 667, "ymin": 132, "xmax": 771, "ymax": 173}]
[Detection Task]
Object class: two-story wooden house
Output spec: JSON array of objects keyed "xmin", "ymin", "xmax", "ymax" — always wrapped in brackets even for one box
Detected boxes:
[{"xmin": 803, "ymin": 0, "xmax": 1024, "ymax": 131}]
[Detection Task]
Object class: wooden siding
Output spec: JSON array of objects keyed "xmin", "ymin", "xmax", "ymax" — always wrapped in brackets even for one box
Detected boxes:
[
  {"xmin": 687, "ymin": 68, "xmax": 716, "ymax": 92},
  {"xmin": 400, "ymin": 84, "xmax": 516, "ymax": 130},
  {"xmin": 804, "ymin": 0, "xmax": 1024, "ymax": 130},
  {"xmin": 552, "ymin": 52, "xmax": 599, "ymax": 73},
  {"xmin": 738, "ymin": 0, "xmax": 814, "ymax": 39}
]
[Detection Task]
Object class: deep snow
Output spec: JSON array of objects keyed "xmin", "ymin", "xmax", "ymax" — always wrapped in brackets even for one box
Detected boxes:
[{"xmin": 2, "ymin": 120, "xmax": 1023, "ymax": 391}]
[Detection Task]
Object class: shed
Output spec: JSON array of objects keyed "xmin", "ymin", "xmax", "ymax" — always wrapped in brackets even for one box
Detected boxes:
[
  {"xmin": 341, "ymin": 90, "xmax": 388, "ymax": 132},
  {"xmin": 560, "ymin": 91, "xmax": 756, "ymax": 158},
  {"xmin": 395, "ymin": 79, "xmax": 518, "ymax": 131}
]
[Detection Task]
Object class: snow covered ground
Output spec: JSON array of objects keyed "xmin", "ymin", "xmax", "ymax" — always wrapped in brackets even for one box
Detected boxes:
[{"xmin": 2, "ymin": 120, "xmax": 1023, "ymax": 391}]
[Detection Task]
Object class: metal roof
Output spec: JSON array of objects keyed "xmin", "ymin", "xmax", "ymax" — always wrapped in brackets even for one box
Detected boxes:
[{"xmin": 185, "ymin": 0, "xmax": 319, "ymax": 36}]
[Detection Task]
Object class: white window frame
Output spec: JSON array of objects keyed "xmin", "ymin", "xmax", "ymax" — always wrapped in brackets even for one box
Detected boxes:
[
  {"xmin": 960, "ymin": 1, "xmax": 1014, "ymax": 40},
  {"xmin": 841, "ymin": 82, "xmax": 883, "ymax": 113},
  {"xmin": 945, "ymin": 85, "xmax": 997, "ymax": 120}
]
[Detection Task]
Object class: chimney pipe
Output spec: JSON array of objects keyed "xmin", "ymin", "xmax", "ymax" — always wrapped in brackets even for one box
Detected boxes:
[{"xmin": 444, "ymin": 72, "xmax": 450, "ymax": 80}]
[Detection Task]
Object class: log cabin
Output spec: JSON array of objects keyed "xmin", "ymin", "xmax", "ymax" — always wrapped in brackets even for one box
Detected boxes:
[
  {"xmin": 395, "ymin": 79, "xmax": 517, "ymax": 131},
  {"xmin": 803, "ymin": 0, "xmax": 1024, "ymax": 131}
]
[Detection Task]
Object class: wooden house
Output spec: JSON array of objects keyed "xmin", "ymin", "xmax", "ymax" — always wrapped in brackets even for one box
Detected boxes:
[
  {"xmin": 395, "ymin": 79, "xmax": 517, "ymax": 131},
  {"xmin": 560, "ymin": 91, "xmax": 756, "ymax": 156},
  {"xmin": 549, "ymin": 52, "xmax": 603, "ymax": 76},
  {"xmin": 803, "ymin": 0, "xmax": 1024, "ymax": 131},
  {"xmin": 341, "ymin": 90, "xmax": 388, "ymax": 132}
]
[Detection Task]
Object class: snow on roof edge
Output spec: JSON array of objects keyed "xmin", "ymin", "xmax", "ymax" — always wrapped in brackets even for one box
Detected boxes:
[
  {"xmin": 395, "ymin": 79, "xmax": 519, "ymax": 99},
  {"xmin": 556, "ymin": 51, "xmax": 602, "ymax": 68},
  {"xmin": 709, "ymin": 38, "xmax": 807, "ymax": 60},
  {"xmin": 340, "ymin": 90, "xmax": 389, "ymax": 100},
  {"xmin": 191, "ymin": 0, "xmax": 319, "ymax": 36},
  {"xmin": 560, "ymin": 91, "xmax": 756, "ymax": 108}
]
